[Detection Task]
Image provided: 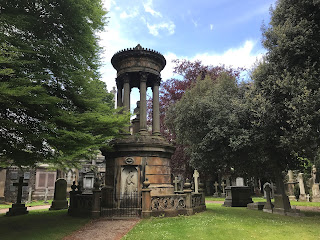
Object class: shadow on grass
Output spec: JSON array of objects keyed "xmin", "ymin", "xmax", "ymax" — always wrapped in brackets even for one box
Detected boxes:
[{"xmin": 0, "ymin": 209, "xmax": 90, "ymax": 240}]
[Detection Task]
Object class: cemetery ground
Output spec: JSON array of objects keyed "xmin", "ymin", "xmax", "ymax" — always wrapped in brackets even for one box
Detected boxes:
[{"xmin": 1, "ymin": 198, "xmax": 320, "ymax": 240}]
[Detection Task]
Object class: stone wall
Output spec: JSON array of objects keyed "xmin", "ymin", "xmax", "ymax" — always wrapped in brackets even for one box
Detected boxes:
[{"xmin": 4, "ymin": 167, "xmax": 36, "ymax": 203}]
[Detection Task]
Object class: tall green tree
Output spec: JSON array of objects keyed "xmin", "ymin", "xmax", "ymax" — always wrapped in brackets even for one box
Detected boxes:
[
  {"xmin": 166, "ymin": 74, "xmax": 262, "ymax": 177},
  {"xmin": 251, "ymin": 0, "xmax": 320, "ymax": 173},
  {"xmin": 0, "ymin": 0, "xmax": 129, "ymax": 167}
]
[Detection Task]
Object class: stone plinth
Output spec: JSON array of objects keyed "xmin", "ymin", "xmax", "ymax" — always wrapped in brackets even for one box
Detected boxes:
[
  {"xmin": 102, "ymin": 135, "xmax": 175, "ymax": 207},
  {"xmin": 247, "ymin": 202, "xmax": 265, "ymax": 211},
  {"xmin": 223, "ymin": 186, "xmax": 253, "ymax": 207},
  {"xmin": 6, "ymin": 203, "xmax": 28, "ymax": 216}
]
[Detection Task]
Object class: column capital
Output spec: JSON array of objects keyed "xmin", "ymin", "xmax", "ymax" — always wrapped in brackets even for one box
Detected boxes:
[
  {"xmin": 139, "ymin": 72, "xmax": 148, "ymax": 82},
  {"xmin": 123, "ymin": 73, "xmax": 130, "ymax": 83},
  {"xmin": 154, "ymin": 76, "xmax": 161, "ymax": 86}
]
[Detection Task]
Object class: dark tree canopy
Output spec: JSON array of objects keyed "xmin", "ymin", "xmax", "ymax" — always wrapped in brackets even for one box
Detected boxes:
[{"xmin": 0, "ymin": 0, "xmax": 129, "ymax": 167}]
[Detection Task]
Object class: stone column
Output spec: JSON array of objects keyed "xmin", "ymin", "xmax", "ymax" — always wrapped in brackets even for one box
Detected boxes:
[
  {"xmin": 91, "ymin": 189, "xmax": 101, "ymax": 218},
  {"xmin": 139, "ymin": 72, "xmax": 148, "ymax": 134},
  {"xmin": 141, "ymin": 179, "xmax": 152, "ymax": 218},
  {"xmin": 116, "ymin": 83, "xmax": 123, "ymax": 108},
  {"xmin": 123, "ymin": 74, "xmax": 130, "ymax": 112},
  {"xmin": 152, "ymin": 78, "xmax": 161, "ymax": 135},
  {"xmin": 183, "ymin": 178, "xmax": 193, "ymax": 215}
]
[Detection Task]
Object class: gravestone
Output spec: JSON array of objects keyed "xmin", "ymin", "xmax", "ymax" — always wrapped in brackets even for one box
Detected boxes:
[
  {"xmin": 213, "ymin": 181, "xmax": 219, "ymax": 197},
  {"xmin": 223, "ymin": 186, "xmax": 253, "ymax": 207},
  {"xmin": 193, "ymin": 170, "xmax": 199, "ymax": 193},
  {"xmin": 6, "ymin": 177, "xmax": 29, "ymax": 216},
  {"xmin": 263, "ymin": 182, "xmax": 275, "ymax": 199},
  {"xmin": 298, "ymin": 173, "xmax": 306, "ymax": 201},
  {"xmin": 44, "ymin": 187, "xmax": 49, "ymax": 203},
  {"xmin": 263, "ymin": 183, "xmax": 274, "ymax": 213},
  {"xmin": 311, "ymin": 166, "xmax": 320, "ymax": 202},
  {"xmin": 49, "ymin": 178, "xmax": 68, "ymax": 210},
  {"xmin": 286, "ymin": 170, "xmax": 296, "ymax": 200},
  {"xmin": 236, "ymin": 177, "xmax": 244, "ymax": 186},
  {"xmin": 27, "ymin": 187, "xmax": 32, "ymax": 203},
  {"xmin": 221, "ymin": 181, "xmax": 226, "ymax": 198}
]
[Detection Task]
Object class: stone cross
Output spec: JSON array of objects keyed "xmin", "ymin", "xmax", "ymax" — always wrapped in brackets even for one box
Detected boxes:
[
  {"xmin": 13, "ymin": 177, "xmax": 28, "ymax": 204},
  {"xmin": 263, "ymin": 183, "xmax": 273, "ymax": 212},
  {"xmin": 173, "ymin": 176, "xmax": 179, "ymax": 192},
  {"xmin": 193, "ymin": 170, "xmax": 199, "ymax": 193},
  {"xmin": 221, "ymin": 181, "xmax": 226, "ymax": 193},
  {"xmin": 214, "ymin": 181, "xmax": 219, "ymax": 193}
]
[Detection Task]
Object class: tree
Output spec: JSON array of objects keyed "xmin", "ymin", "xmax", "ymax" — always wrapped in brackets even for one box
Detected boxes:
[
  {"xmin": 0, "ymin": 1, "xmax": 129, "ymax": 167},
  {"xmin": 148, "ymin": 59, "xmax": 242, "ymax": 175},
  {"xmin": 251, "ymin": 0, "xmax": 320, "ymax": 173},
  {"xmin": 166, "ymin": 73, "xmax": 267, "ymax": 177}
]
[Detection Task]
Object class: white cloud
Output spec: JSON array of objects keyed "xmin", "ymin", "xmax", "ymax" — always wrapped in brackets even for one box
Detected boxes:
[
  {"xmin": 143, "ymin": 0, "xmax": 162, "ymax": 17},
  {"xmin": 210, "ymin": 24, "xmax": 214, "ymax": 31},
  {"xmin": 161, "ymin": 40, "xmax": 265, "ymax": 81},
  {"xmin": 146, "ymin": 21, "xmax": 175, "ymax": 36},
  {"xmin": 120, "ymin": 8, "xmax": 139, "ymax": 19}
]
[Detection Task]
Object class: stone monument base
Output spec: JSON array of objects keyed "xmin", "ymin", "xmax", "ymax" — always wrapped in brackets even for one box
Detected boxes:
[
  {"xmin": 6, "ymin": 203, "xmax": 28, "ymax": 216},
  {"xmin": 247, "ymin": 202, "xmax": 265, "ymax": 211},
  {"xmin": 213, "ymin": 193, "xmax": 219, "ymax": 198},
  {"xmin": 223, "ymin": 186, "xmax": 253, "ymax": 207},
  {"xmin": 49, "ymin": 200, "xmax": 68, "ymax": 210}
]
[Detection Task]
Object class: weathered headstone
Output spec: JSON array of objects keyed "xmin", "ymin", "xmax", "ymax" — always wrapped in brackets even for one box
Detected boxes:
[
  {"xmin": 44, "ymin": 187, "xmax": 49, "ymax": 203},
  {"xmin": 298, "ymin": 173, "xmax": 306, "ymax": 201},
  {"xmin": 236, "ymin": 177, "xmax": 244, "ymax": 186},
  {"xmin": 263, "ymin": 183, "xmax": 274, "ymax": 213},
  {"xmin": 286, "ymin": 170, "xmax": 296, "ymax": 200},
  {"xmin": 6, "ymin": 177, "xmax": 29, "ymax": 216},
  {"xmin": 310, "ymin": 166, "xmax": 320, "ymax": 202},
  {"xmin": 263, "ymin": 182, "xmax": 274, "ymax": 199},
  {"xmin": 221, "ymin": 181, "xmax": 226, "ymax": 198},
  {"xmin": 49, "ymin": 178, "xmax": 68, "ymax": 210},
  {"xmin": 193, "ymin": 170, "xmax": 199, "ymax": 193},
  {"xmin": 213, "ymin": 181, "xmax": 219, "ymax": 197},
  {"xmin": 27, "ymin": 187, "xmax": 32, "ymax": 203}
]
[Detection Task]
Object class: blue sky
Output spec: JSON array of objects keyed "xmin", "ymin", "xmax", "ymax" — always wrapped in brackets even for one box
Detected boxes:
[{"xmin": 99, "ymin": 0, "xmax": 276, "ymax": 103}]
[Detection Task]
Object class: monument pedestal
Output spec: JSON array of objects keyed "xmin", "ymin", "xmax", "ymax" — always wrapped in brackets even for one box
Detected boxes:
[
  {"xmin": 223, "ymin": 186, "xmax": 253, "ymax": 207},
  {"xmin": 312, "ymin": 183, "xmax": 320, "ymax": 202},
  {"xmin": 6, "ymin": 203, "xmax": 28, "ymax": 216}
]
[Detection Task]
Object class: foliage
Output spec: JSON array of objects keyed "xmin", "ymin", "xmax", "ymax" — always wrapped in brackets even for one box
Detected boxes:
[
  {"xmin": 166, "ymin": 73, "xmax": 265, "ymax": 176},
  {"xmin": 249, "ymin": 0, "xmax": 320, "ymax": 173},
  {"xmin": 149, "ymin": 59, "xmax": 242, "ymax": 175},
  {"xmin": 125, "ymin": 204, "xmax": 320, "ymax": 240},
  {"xmin": 0, "ymin": 1, "xmax": 129, "ymax": 167},
  {"xmin": 0, "ymin": 210, "xmax": 89, "ymax": 240}
]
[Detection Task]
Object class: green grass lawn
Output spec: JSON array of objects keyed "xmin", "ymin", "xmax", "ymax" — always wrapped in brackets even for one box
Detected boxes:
[
  {"xmin": 0, "ymin": 209, "xmax": 90, "ymax": 240},
  {"xmin": 205, "ymin": 196, "xmax": 320, "ymax": 207},
  {"xmin": 124, "ymin": 203, "xmax": 320, "ymax": 240},
  {"xmin": 0, "ymin": 200, "xmax": 53, "ymax": 209}
]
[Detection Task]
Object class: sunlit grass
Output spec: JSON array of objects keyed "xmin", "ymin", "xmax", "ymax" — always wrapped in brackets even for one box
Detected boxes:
[{"xmin": 124, "ymin": 204, "xmax": 320, "ymax": 240}]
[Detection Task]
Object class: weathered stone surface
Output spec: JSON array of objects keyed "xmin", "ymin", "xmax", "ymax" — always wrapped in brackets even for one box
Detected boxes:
[
  {"xmin": 50, "ymin": 178, "xmax": 68, "ymax": 210},
  {"xmin": 223, "ymin": 186, "xmax": 253, "ymax": 207},
  {"xmin": 145, "ymin": 165, "xmax": 171, "ymax": 175},
  {"xmin": 247, "ymin": 202, "xmax": 265, "ymax": 211}
]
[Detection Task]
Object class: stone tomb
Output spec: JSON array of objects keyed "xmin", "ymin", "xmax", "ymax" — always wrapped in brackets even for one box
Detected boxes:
[
  {"xmin": 223, "ymin": 186, "xmax": 253, "ymax": 207},
  {"xmin": 50, "ymin": 178, "xmax": 68, "ymax": 210}
]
